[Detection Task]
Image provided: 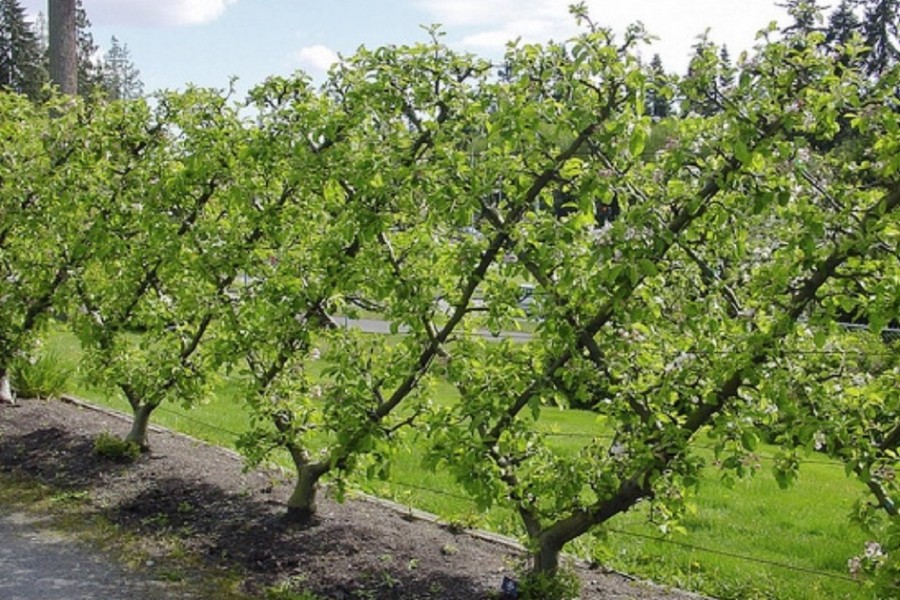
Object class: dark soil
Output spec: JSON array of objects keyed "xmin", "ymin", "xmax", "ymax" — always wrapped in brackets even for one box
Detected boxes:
[{"xmin": 0, "ymin": 398, "xmax": 701, "ymax": 600}]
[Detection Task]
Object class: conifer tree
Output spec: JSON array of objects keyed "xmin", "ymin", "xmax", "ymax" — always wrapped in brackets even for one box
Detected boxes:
[
  {"xmin": 681, "ymin": 33, "xmax": 721, "ymax": 116},
  {"xmin": 646, "ymin": 53, "xmax": 670, "ymax": 118},
  {"xmin": 0, "ymin": 0, "xmax": 46, "ymax": 100},
  {"xmin": 718, "ymin": 45, "xmax": 736, "ymax": 90},
  {"xmin": 101, "ymin": 35, "xmax": 143, "ymax": 100},
  {"xmin": 777, "ymin": 0, "xmax": 828, "ymax": 34},
  {"xmin": 826, "ymin": 0, "xmax": 862, "ymax": 48},
  {"xmin": 74, "ymin": 0, "xmax": 102, "ymax": 96},
  {"xmin": 858, "ymin": 0, "xmax": 900, "ymax": 74}
]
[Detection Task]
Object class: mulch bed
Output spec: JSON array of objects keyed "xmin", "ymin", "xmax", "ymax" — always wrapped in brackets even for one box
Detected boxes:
[{"xmin": 0, "ymin": 398, "xmax": 701, "ymax": 599}]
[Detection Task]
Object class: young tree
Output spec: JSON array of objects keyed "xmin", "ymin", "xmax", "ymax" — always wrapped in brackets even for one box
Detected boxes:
[
  {"xmin": 72, "ymin": 87, "xmax": 248, "ymax": 449},
  {"xmin": 0, "ymin": 92, "xmax": 130, "ymax": 403},
  {"xmin": 100, "ymin": 35, "xmax": 143, "ymax": 100},
  {"xmin": 0, "ymin": 0, "xmax": 46, "ymax": 100},
  {"xmin": 229, "ymin": 38, "xmax": 506, "ymax": 522},
  {"xmin": 420, "ymin": 23, "xmax": 899, "ymax": 588}
]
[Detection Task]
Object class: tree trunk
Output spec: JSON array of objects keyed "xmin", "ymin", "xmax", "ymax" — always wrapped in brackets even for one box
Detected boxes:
[
  {"xmin": 0, "ymin": 369, "xmax": 14, "ymax": 404},
  {"xmin": 532, "ymin": 536, "xmax": 566, "ymax": 575},
  {"xmin": 49, "ymin": 0, "xmax": 77, "ymax": 95},
  {"xmin": 285, "ymin": 458, "xmax": 329, "ymax": 524},
  {"xmin": 125, "ymin": 403, "xmax": 155, "ymax": 450}
]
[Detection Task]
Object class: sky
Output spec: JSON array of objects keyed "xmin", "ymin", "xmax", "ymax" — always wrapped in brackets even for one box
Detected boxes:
[{"xmin": 21, "ymin": 1, "xmax": 794, "ymax": 96}]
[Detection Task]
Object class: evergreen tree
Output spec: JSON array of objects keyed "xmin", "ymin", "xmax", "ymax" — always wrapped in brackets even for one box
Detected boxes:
[
  {"xmin": 777, "ymin": 0, "xmax": 829, "ymax": 34},
  {"xmin": 681, "ymin": 34, "xmax": 721, "ymax": 116},
  {"xmin": 858, "ymin": 0, "xmax": 900, "ymax": 74},
  {"xmin": 33, "ymin": 10, "xmax": 48, "ymax": 56},
  {"xmin": 718, "ymin": 45, "xmax": 736, "ymax": 90},
  {"xmin": 646, "ymin": 53, "xmax": 671, "ymax": 118},
  {"xmin": 826, "ymin": 0, "xmax": 862, "ymax": 48},
  {"xmin": 101, "ymin": 35, "xmax": 143, "ymax": 100},
  {"xmin": 0, "ymin": 0, "xmax": 46, "ymax": 100},
  {"xmin": 75, "ymin": 0, "xmax": 102, "ymax": 96}
]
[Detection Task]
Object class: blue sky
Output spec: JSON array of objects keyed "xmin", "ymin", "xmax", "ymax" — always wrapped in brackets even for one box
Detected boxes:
[{"xmin": 22, "ymin": 1, "xmax": 793, "ymax": 96}]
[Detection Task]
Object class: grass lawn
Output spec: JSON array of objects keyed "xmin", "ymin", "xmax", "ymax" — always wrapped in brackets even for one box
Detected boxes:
[{"xmin": 42, "ymin": 326, "xmax": 878, "ymax": 600}]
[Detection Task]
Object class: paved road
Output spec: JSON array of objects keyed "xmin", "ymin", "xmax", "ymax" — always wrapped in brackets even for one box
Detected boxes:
[
  {"xmin": 338, "ymin": 317, "xmax": 533, "ymax": 342},
  {"xmin": 0, "ymin": 510, "xmax": 175, "ymax": 600}
]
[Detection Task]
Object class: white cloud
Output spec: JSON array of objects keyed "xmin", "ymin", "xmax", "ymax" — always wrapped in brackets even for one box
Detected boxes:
[
  {"xmin": 417, "ymin": 0, "xmax": 571, "ymax": 45},
  {"xmin": 417, "ymin": 0, "xmax": 567, "ymax": 28},
  {"xmin": 291, "ymin": 45, "xmax": 340, "ymax": 74},
  {"xmin": 23, "ymin": 0, "xmax": 239, "ymax": 27},
  {"xmin": 417, "ymin": 0, "xmax": 789, "ymax": 72}
]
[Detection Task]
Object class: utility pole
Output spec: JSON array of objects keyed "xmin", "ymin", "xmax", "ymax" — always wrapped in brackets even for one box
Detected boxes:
[{"xmin": 48, "ymin": 0, "xmax": 77, "ymax": 95}]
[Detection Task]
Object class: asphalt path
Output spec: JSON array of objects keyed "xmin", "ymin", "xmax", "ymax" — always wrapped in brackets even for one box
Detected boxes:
[
  {"xmin": 338, "ymin": 317, "xmax": 533, "ymax": 342},
  {"xmin": 0, "ymin": 510, "xmax": 175, "ymax": 600}
]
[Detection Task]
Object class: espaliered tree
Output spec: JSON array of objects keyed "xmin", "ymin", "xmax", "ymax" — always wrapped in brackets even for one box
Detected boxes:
[
  {"xmin": 417, "ymin": 15, "xmax": 900, "ymax": 591},
  {"xmin": 754, "ymin": 60, "xmax": 900, "ymax": 590},
  {"xmin": 71, "ymin": 87, "xmax": 251, "ymax": 449},
  {"xmin": 227, "ymin": 37, "xmax": 531, "ymax": 522},
  {"xmin": 0, "ymin": 91, "xmax": 121, "ymax": 404}
]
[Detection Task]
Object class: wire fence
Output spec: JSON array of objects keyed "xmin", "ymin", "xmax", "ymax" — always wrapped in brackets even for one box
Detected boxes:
[
  {"xmin": 146, "ymin": 402, "xmax": 886, "ymax": 595},
  {"xmin": 379, "ymin": 477, "xmax": 870, "ymax": 589}
]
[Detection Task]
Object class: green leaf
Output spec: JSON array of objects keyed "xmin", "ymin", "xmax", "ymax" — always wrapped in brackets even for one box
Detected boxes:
[
  {"xmin": 637, "ymin": 258, "xmax": 658, "ymax": 277},
  {"xmin": 629, "ymin": 128, "xmax": 646, "ymax": 158},
  {"xmin": 733, "ymin": 140, "xmax": 750, "ymax": 164}
]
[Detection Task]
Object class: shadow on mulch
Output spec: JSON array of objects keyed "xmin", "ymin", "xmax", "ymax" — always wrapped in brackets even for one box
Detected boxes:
[{"xmin": 0, "ymin": 424, "xmax": 502, "ymax": 600}]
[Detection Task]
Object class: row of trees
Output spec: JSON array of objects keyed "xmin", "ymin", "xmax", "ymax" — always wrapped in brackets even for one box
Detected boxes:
[
  {"xmin": 0, "ymin": 0, "xmax": 142, "ymax": 101},
  {"xmin": 1, "ymin": 5, "xmax": 898, "ymax": 596}
]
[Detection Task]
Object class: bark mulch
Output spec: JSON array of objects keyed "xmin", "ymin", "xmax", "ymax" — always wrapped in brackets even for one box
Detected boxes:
[{"xmin": 0, "ymin": 398, "xmax": 703, "ymax": 600}]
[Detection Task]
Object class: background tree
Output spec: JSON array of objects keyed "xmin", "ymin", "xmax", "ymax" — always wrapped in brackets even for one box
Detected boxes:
[
  {"xmin": 74, "ymin": 0, "xmax": 102, "ymax": 97},
  {"xmin": 48, "ymin": 0, "xmax": 76, "ymax": 94},
  {"xmin": 0, "ymin": 0, "xmax": 46, "ymax": 100},
  {"xmin": 777, "ymin": 0, "xmax": 828, "ymax": 34},
  {"xmin": 825, "ymin": 0, "xmax": 862, "ymax": 49},
  {"xmin": 718, "ymin": 45, "xmax": 735, "ymax": 90},
  {"xmin": 681, "ymin": 32, "xmax": 723, "ymax": 116},
  {"xmin": 646, "ymin": 53, "xmax": 671, "ymax": 119},
  {"xmin": 100, "ymin": 35, "xmax": 143, "ymax": 100},
  {"xmin": 858, "ymin": 0, "xmax": 900, "ymax": 74}
]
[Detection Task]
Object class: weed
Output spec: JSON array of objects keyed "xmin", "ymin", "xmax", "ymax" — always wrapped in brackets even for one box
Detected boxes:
[
  {"xmin": 10, "ymin": 348, "xmax": 74, "ymax": 399},
  {"xmin": 93, "ymin": 432, "xmax": 141, "ymax": 463},
  {"xmin": 50, "ymin": 489, "xmax": 90, "ymax": 505},
  {"xmin": 516, "ymin": 565, "xmax": 580, "ymax": 600},
  {"xmin": 440, "ymin": 542, "xmax": 458, "ymax": 556},
  {"xmin": 264, "ymin": 575, "xmax": 314, "ymax": 599}
]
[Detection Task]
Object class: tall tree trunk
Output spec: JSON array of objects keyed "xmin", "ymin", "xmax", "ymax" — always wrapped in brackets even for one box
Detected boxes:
[
  {"xmin": 0, "ymin": 368, "xmax": 14, "ymax": 404},
  {"xmin": 125, "ymin": 403, "xmax": 155, "ymax": 450},
  {"xmin": 49, "ymin": 0, "xmax": 77, "ymax": 95}
]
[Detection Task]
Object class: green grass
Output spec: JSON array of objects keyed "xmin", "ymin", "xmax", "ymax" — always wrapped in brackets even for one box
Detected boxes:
[{"xmin": 42, "ymin": 326, "xmax": 879, "ymax": 600}]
